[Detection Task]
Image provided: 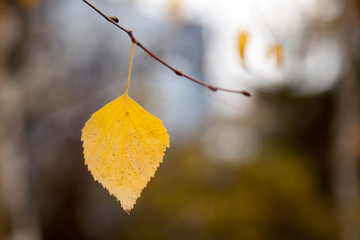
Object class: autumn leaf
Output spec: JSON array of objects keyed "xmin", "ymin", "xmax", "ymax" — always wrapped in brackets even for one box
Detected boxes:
[
  {"xmin": 238, "ymin": 30, "xmax": 249, "ymax": 68},
  {"xmin": 81, "ymin": 43, "xmax": 170, "ymax": 214},
  {"xmin": 267, "ymin": 44, "xmax": 284, "ymax": 68}
]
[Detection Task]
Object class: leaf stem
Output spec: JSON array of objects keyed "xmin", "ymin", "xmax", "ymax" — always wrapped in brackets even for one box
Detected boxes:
[{"xmin": 125, "ymin": 42, "xmax": 135, "ymax": 97}]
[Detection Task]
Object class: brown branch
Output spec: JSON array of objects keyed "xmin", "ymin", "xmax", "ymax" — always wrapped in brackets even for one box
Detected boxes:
[{"xmin": 81, "ymin": 0, "xmax": 251, "ymax": 97}]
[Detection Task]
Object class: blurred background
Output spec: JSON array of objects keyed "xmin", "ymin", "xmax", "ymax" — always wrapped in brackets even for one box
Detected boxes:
[{"xmin": 0, "ymin": 0, "xmax": 359, "ymax": 239}]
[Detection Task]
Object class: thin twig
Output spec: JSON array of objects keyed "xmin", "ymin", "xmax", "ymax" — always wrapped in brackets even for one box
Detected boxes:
[{"xmin": 81, "ymin": 0, "xmax": 251, "ymax": 97}]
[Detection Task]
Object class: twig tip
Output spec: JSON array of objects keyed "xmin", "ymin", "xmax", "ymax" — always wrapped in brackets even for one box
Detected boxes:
[{"xmin": 243, "ymin": 91, "xmax": 251, "ymax": 97}]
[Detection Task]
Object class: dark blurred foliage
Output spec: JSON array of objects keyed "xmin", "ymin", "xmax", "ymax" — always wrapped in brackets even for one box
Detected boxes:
[{"xmin": 0, "ymin": 0, "xmax": 359, "ymax": 240}]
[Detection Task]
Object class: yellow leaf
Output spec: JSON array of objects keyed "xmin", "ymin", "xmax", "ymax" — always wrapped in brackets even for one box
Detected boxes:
[
  {"xmin": 267, "ymin": 44, "xmax": 284, "ymax": 68},
  {"xmin": 82, "ymin": 94, "xmax": 169, "ymax": 213},
  {"xmin": 238, "ymin": 30, "xmax": 248, "ymax": 67},
  {"xmin": 81, "ymin": 42, "xmax": 169, "ymax": 214}
]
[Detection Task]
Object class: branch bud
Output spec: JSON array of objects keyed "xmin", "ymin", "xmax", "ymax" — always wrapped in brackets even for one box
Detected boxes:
[{"xmin": 110, "ymin": 16, "xmax": 119, "ymax": 23}]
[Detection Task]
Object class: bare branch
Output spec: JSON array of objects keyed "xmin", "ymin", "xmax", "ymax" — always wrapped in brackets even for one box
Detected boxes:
[{"xmin": 81, "ymin": 0, "xmax": 251, "ymax": 97}]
